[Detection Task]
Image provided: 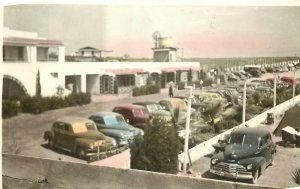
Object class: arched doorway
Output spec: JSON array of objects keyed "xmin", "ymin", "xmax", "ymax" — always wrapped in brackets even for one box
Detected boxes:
[{"xmin": 2, "ymin": 75, "xmax": 28, "ymax": 99}]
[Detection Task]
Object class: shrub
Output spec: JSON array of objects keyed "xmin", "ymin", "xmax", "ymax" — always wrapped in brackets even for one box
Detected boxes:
[
  {"xmin": 292, "ymin": 167, "xmax": 300, "ymax": 185},
  {"xmin": 132, "ymin": 84, "xmax": 160, "ymax": 96},
  {"xmin": 130, "ymin": 116, "xmax": 181, "ymax": 174},
  {"xmin": 2, "ymin": 100, "xmax": 20, "ymax": 118},
  {"xmin": 203, "ymin": 78, "xmax": 213, "ymax": 87},
  {"xmin": 199, "ymin": 125, "xmax": 213, "ymax": 133},
  {"xmin": 21, "ymin": 96, "xmax": 44, "ymax": 114}
]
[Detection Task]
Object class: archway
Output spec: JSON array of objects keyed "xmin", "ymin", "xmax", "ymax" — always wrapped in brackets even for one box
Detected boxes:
[{"xmin": 2, "ymin": 75, "xmax": 29, "ymax": 99}]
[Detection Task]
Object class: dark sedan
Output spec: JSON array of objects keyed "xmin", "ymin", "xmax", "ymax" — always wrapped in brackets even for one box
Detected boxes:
[{"xmin": 89, "ymin": 112, "xmax": 144, "ymax": 146}]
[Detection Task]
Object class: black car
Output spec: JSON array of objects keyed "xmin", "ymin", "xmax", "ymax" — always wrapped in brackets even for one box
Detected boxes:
[{"xmin": 210, "ymin": 127, "xmax": 277, "ymax": 184}]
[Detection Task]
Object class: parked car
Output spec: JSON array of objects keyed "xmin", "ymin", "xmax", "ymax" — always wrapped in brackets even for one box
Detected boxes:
[
  {"xmin": 43, "ymin": 116, "xmax": 117, "ymax": 160},
  {"xmin": 226, "ymin": 73, "xmax": 239, "ymax": 82},
  {"xmin": 112, "ymin": 104, "xmax": 150, "ymax": 129},
  {"xmin": 280, "ymin": 76, "xmax": 297, "ymax": 86},
  {"xmin": 158, "ymin": 98, "xmax": 196, "ymax": 124},
  {"xmin": 173, "ymin": 95, "xmax": 211, "ymax": 112},
  {"xmin": 194, "ymin": 92, "xmax": 227, "ymax": 109},
  {"xmin": 210, "ymin": 127, "xmax": 277, "ymax": 184},
  {"xmin": 89, "ymin": 112, "xmax": 144, "ymax": 146},
  {"xmin": 233, "ymin": 72, "xmax": 246, "ymax": 80},
  {"xmin": 132, "ymin": 101, "xmax": 172, "ymax": 117}
]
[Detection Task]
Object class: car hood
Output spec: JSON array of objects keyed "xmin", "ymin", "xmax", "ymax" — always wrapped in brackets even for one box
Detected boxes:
[
  {"xmin": 74, "ymin": 131, "xmax": 106, "ymax": 140},
  {"xmin": 100, "ymin": 128, "xmax": 134, "ymax": 138},
  {"xmin": 223, "ymin": 144, "xmax": 258, "ymax": 161}
]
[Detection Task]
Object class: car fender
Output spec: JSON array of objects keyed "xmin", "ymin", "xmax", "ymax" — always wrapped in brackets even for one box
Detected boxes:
[
  {"xmin": 43, "ymin": 130, "xmax": 54, "ymax": 141},
  {"xmin": 240, "ymin": 156, "xmax": 267, "ymax": 173},
  {"xmin": 73, "ymin": 138, "xmax": 95, "ymax": 152}
]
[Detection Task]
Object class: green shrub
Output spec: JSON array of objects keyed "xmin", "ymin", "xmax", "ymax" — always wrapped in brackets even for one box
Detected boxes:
[
  {"xmin": 21, "ymin": 96, "xmax": 44, "ymax": 114},
  {"xmin": 130, "ymin": 116, "xmax": 181, "ymax": 174},
  {"xmin": 2, "ymin": 100, "xmax": 20, "ymax": 118},
  {"xmin": 199, "ymin": 125, "xmax": 213, "ymax": 133},
  {"xmin": 132, "ymin": 84, "xmax": 160, "ymax": 96},
  {"xmin": 203, "ymin": 78, "xmax": 213, "ymax": 87}
]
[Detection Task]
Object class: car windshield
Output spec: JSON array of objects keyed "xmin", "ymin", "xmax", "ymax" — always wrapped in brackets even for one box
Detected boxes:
[
  {"xmin": 103, "ymin": 115, "xmax": 125, "ymax": 126},
  {"xmin": 86, "ymin": 122, "xmax": 97, "ymax": 131},
  {"xmin": 147, "ymin": 104, "xmax": 162, "ymax": 112},
  {"xmin": 229, "ymin": 134, "xmax": 259, "ymax": 147}
]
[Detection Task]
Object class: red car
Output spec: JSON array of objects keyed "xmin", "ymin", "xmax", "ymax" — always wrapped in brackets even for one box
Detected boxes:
[
  {"xmin": 280, "ymin": 76, "xmax": 297, "ymax": 86},
  {"xmin": 112, "ymin": 104, "xmax": 150, "ymax": 129}
]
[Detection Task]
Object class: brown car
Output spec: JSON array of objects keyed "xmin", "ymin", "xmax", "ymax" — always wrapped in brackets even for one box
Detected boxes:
[{"xmin": 43, "ymin": 116, "xmax": 117, "ymax": 160}]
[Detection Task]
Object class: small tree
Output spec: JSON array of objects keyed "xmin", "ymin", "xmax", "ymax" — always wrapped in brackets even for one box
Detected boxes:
[
  {"xmin": 130, "ymin": 115, "xmax": 181, "ymax": 174},
  {"xmin": 36, "ymin": 69, "xmax": 42, "ymax": 97}
]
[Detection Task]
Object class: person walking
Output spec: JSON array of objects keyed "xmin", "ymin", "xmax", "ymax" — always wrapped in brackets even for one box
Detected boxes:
[{"xmin": 199, "ymin": 79, "xmax": 203, "ymax": 90}]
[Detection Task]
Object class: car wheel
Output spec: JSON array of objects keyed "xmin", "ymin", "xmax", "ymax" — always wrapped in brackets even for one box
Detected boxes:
[
  {"xmin": 76, "ymin": 147, "xmax": 86, "ymax": 160},
  {"xmin": 251, "ymin": 169, "xmax": 259, "ymax": 184},
  {"xmin": 270, "ymin": 153, "xmax": 275, "ymax": 166},
  {"xmin": 47, "ymin": 137, "xmax": 54, "ymax": 149}
]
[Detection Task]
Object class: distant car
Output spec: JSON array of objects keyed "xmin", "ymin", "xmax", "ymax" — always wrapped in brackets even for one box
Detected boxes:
[
  {"xmin": 233, "ymin": 72, "xmax": 246, "ymax": 80},
  {"xmin": 132, "ymin": 101, "xmax": 172, "ymax": 117},
  {"xmin": 226, "ymin": 73, "xmax": 239, "ymax": 82},
  {"xmin": 173, "ymin": 96, "xmax": 211, "ymax": 112},
  {"xmin": 89, "ymin": 112, "xmax": 144, "ymax": 146},
  {"xmin": 194, "ymin": 92, "xmax": 227, "ymax": 108},
  {"xmin": 280, "ymin": 76, "xmax": 297, "ymax": 86},
  {"xmin": 158, "ymin": 98, "xmax": 196, "ymax": 124},
  {"xmin": 210, "ymin": 127, "xmax": 277, "ymax": 184},
  {"xmin": 43, "ymin": 116, "xmax": 117, "ymax": 160},
  {"xmin": 112, "ymin": 104, "xmax": 150, "ymax": 129}
]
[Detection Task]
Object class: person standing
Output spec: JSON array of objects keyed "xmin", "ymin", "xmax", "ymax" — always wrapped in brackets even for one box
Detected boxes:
[
  {"xmin": 199, "ymin": 79, "xmax": 203, "ymax": 90},
  {"xmin": 169, "ymin": 84, "xmax": 174, "ymax": 97}
]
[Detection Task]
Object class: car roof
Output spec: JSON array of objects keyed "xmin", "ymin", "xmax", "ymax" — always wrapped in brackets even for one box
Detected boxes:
[
  {"xmin": 231, "ymin": 127, "xmax": 270, "ymax": 137},
  {"xmin": 160, "ymin": 98, "xmax": 185, "ymax": 103},
  {"xmin": 90, "ymin": 111, "xmax": 122, "ymax": 117},
  {"xmin": 133, "ymin": 101, "xmax": 159, "ymax": 106},
  {"xmin": 114, "ymin": 103, "xmax": 145, "ymax": 110},
  {"xmin": 56, "ymin": 116, "xmax": 93, "ymax": 124}
]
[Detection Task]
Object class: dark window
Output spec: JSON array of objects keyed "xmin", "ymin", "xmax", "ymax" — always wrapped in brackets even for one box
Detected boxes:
[{"xmin": 117, "ymin": 75, "xmax": 135, "ymax": 87}]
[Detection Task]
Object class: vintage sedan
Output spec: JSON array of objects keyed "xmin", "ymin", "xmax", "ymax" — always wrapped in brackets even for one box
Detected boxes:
[
  {"xmin": 112, "ymin": 104, "xmax": 150, "ymax": 129},
  {"xmin": 43, "ymin": 116, "xmax": 117, "ymax": 160},
  {"xmin": 132, "ymin": 101, "xmax": 172, "ymax": 117},
  {"xmin": 210, "ymin": 127, "xmax": 277, "ymax": 184},
  {"xmin": 88, "ymin": 112, "xmax": 144, "ymax": 146}
]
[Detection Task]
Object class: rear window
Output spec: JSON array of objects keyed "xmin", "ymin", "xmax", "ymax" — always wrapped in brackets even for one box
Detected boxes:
[
  {"xmin": 132, "ymin": 108, "xmax": 148, "ymax": 117},
  {"xmin": 72, "ymin": 122, "xmax": 96, "ymax": 133},
  {"xmin": 103, "ymin": 115, "xmax": 124, "ymax": 126}
]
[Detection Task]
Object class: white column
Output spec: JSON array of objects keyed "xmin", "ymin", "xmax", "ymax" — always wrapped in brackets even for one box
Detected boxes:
[
  {"xmin": 273, "ymin": 73, "xmax": 277, "ymax": 118},
  {"xmin": 81, "ymin": 74, "xmax": 86, "ymax": 93},
  {"xmin": 183, "ymin": 86, "xmax": 192, "ymax": 173},
  {"xmin": 58, "ymin": 46, "xmax": 65, "ymax": 63},
  {"xmin": 30, "ymin": 46, "xmax": 37, "ymax": 63},
  {"xmin": 242, "ymin": 80, "xmax": 247, "ymax": 126}
]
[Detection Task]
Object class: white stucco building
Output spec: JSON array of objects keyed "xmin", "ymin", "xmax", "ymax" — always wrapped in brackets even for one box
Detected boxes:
[{"xmin": 2, "ymin": 27, "xmax": 201, "ymax": 99}]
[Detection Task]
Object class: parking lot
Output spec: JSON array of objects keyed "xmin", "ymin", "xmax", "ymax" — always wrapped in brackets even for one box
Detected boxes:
[{"xmin": 2, "ymin": 70, "xmax": 300, "ymax": 187}]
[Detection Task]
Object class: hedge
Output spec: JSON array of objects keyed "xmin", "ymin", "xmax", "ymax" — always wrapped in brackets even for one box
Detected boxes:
[
  {"xmin": 2, "ymin": 100, "xmax": 20, "ymax": 118},
  {"xmin": 20, "ymin": 93, "xmax": 91, "ymax": 114},
  {"xmin": 132, "ymin": 84, "xmax": 160, "ymax": 96}
]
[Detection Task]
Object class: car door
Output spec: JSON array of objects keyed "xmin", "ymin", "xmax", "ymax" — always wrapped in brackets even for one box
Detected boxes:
[
  {"xmin": 53, "ymin": 122, "xmax": 66, "ymax": 147},
  {"xmin": 258, "ymin": 136, "xmax": 271, "ymax": 168},
  {"xmin": 60, "ymin": 123, "xmax": 75, "ymax": 150}
]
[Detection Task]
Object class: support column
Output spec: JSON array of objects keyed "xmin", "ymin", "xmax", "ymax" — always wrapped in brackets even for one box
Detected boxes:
[
  {"xmin": 58, "ymin": 46, "xmax": 65, "ymax": 63},
  {"xmin": 81, "ymin": 74, "xmax": 86, "ymax": 93}
]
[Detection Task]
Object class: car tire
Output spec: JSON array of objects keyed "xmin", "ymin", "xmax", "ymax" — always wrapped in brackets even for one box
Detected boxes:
[
  {"xmin": 47, "ymin": 137, "xmax": 54, "ymax": 149},
  {"xmin": 76, "ymin": 147, "xmax": 86, "ymax": 160},
  {"xmin": 251, "ymin": 169, "xmax": 259, "ymax": 184}
]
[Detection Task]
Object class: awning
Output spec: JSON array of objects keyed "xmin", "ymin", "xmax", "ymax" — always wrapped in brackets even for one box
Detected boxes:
[
  {"xmin": 4, "ymin": 37, "xmax": 63, "ymax": 46},
  {"xmin": 104, "ymin": 68, "xmax": 145, "ymax": 75},
  {"xmin": 161, "ymin": 66, "xmax": 200, "ymax": 72}
]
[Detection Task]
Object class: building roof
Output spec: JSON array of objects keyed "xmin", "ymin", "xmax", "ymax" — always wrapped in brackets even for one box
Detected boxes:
[
  {"xmin": 104, "ymin": 68, "xmax": 145, "ymax": 75},
  {"xmin": 162, "ymin": 66, "xmax": 199, "ymax": 72},
  {"xmin": 77, "ymin": 46, "xmax": 112, "ymax": 52},
  {"xmin": 4, "ymin": 37, "xmax": 63, "ymax": 46}
]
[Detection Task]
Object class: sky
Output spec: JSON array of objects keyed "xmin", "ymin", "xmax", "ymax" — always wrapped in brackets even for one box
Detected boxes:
[{"xmin": 3, "ymin": 4, "xmax": 300, "ymax": 58}]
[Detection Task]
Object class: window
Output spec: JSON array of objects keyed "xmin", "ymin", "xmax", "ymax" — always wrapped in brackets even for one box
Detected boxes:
[{"xmin": 117, "ymin": 75, "xmax": 135, "ymax": 87}]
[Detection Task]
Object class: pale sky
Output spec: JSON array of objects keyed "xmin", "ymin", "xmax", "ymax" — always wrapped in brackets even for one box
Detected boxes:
[{"xmin": 4, "ymin": 4, "xmax": 300, "ymax": 58}]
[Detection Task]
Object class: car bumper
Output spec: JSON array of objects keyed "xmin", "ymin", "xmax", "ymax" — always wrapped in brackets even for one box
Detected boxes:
[{"xmin": 210, "ymin": 168, "xmax": 253, "ymax": 180}]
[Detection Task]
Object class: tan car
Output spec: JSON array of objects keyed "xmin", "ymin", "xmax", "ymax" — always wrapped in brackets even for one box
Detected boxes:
[{"xmin": 43, "ymin": 116, "xmax": 117, "ymax": 160}]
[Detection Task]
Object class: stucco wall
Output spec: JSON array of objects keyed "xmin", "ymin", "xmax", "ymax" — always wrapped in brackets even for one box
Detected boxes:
[{"xmin": 2, "ymin": 154, "xmax": 278, "ymax": 189}]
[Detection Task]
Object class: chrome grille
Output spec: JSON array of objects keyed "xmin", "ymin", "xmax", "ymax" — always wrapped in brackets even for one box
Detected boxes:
[{"xmin": 213, "ymin": 162, "xmax": 246, "ymax": 173}]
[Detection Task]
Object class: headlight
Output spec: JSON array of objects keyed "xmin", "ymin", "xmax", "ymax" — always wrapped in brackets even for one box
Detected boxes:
[
  {"xmin": 211, "ymin": 158, "xmax": 218, "ymax": 165},
  {"xmin": 111, "ymin": 138, "xmax": 117, "ymax": 146},
  {"xmin": 247, "ymin": 164, "xmax": 253, "ymax": 170}
]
